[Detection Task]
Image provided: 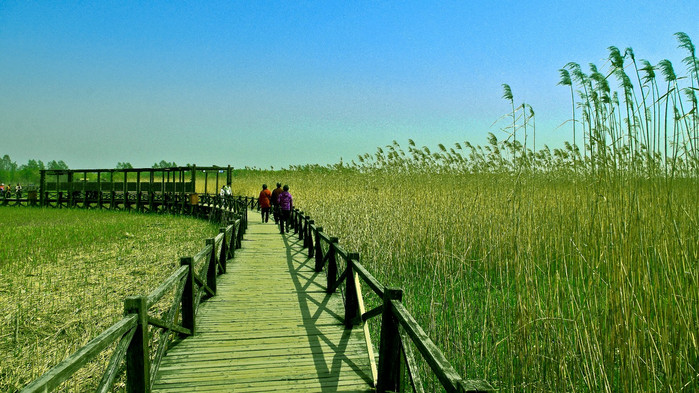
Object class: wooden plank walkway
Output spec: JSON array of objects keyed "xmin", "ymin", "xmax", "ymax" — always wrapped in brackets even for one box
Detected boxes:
[{"xmin": 152, "ymin": 212, "xmax": 375, "ymax": 392}]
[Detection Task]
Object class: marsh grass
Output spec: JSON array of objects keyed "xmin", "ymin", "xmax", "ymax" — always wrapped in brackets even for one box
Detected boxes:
[
  {"xmin": 0, "ymin": 207, "xmax": 218, "ymax": 392},
  {"xmin": 225, "ymin": 167, "xmax": 698, "ymax": 392}
]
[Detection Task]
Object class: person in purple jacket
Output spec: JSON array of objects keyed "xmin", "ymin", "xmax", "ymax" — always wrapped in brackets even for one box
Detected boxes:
[{"xmin": 278, "ymin": 185, "xmax": 293, "ymax": 234}]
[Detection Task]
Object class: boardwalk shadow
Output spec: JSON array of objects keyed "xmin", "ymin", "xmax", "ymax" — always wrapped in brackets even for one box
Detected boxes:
[{"xmin": 282, "ymin": 233, "xmax": 374, "ymax": 391}]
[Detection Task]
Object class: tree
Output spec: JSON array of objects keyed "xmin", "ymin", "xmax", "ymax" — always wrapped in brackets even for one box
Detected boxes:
[
  {"xmin": 152, "ymin": 160, "xmax": 177, "ymax": 169},
  {"xmin": 0, "ymin": 155, "xmax": 18, "ymax": 182},
  {"xmin": 47, "ymin": 160, "xmax": 69, "ymax": 170},
  {"xmin": 1, "ymin": 155, "xmax": 17, "ymax": 172},
  {"xmin": 19, "ymin": 159, "xmax": 44, "ymax": 184},
  {"xmin": 116, "ymin": 162, "xmax": 133, "ymax": 169}
]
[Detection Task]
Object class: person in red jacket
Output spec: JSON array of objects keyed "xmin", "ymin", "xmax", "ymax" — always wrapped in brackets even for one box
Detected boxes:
[{"xmin": 259, "ymin": 184, "xmax": 272, "ymax": 223}]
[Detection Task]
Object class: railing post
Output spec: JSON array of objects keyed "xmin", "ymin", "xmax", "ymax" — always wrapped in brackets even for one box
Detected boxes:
[
  {"xmin": 295, "ymin": 210, "xmax": 302, "ymax": 235},
  {"xmin": 124, "ymin": 295, "xmax": 151, "ymax": 393},
  {"xmin": 219, "ymin": 227, "xmax": 228, "ymax": 273},
  {"xmin": 228, "ymin": 221, "xmax": 238, "ymax": 259},
  {"xmin": 290, "ymin": 209, "xmax": 296, "ymax": 234},
  {"xmin": 206, "ymin": 238, "xmax": 217, "ymax": 295},
  {"xmin": 180, "ymin": 257, "xmax": 196, "ymax": 335},
  {"xmin": 314, "ymin": 226, "xmax": 324, "ymax": 272},
  {"xmin": 230, "ymin": 224, "xmax": 237, "ymax": 258},
  {"xmin": 97, "ymin": 176, "xmax": 103, "ymax": 209},
  {"xmin": 307, "ymin": 220, "xmax": 315, "ymax": 258},
  {"xmin": 345, "ymin": 253, "xmax": 360, "ymax": 328},
  {"xmin": 299, "ymin": 214, "xmax": 306, "ymax": 241},
  {"xmin": 39, "ymin": 170, "xmax": 46, "ymax": 206},
  {"xmin": 136, "ymin": 172, "xmax": 142, "ymax": 211},
  {"xmin": 242, "ymin": 201, "xmax": 248, "ymax": 232},
  {"xmin": 377, "ymin": 287, "xmax": 404, "ymax": 393},
  {"xmin": 67, "ymin": 172, "xmax": 74, "ymax": 207},
  {"xmin": 326, "ymin": 237, "xmax": 338, "ymax": 293},
  {"xmin": 236, "ymin": 218, "xmax": 244, "ymax": 249},
  {"xmin": 122, "ymin": 172, "xmax": 129, "ymax": 211}
]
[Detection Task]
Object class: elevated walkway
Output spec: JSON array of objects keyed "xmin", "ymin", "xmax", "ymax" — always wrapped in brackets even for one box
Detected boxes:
[{"xmin": 152, "ymin": 212, "xmax": 375, "ymax": 392}]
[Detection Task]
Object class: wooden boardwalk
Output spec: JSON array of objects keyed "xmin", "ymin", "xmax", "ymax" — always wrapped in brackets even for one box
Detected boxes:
[{"xmin": 152, "ymin": 212, "xmax": 375, "ymax": 392}]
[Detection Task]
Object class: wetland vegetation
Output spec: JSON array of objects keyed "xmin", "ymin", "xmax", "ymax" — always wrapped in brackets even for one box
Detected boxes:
[
  {"xmin": 3, "ymin": 32, "xmax": 697, "ymax": 392},
  {"xmin": 0, "ymin": 208, "xmax": 218, "ymax": 391}
]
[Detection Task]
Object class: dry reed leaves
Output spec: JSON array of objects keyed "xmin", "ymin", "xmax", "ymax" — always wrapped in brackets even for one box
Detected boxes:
[{"xmin": 0, "ymin": 208, "xmax": 217, "ymax": 392}]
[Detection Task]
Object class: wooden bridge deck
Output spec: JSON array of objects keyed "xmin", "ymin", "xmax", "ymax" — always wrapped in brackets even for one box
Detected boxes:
[{"xmin": 152, "ymin": 212, "xmax": 375, "ymax": 392}]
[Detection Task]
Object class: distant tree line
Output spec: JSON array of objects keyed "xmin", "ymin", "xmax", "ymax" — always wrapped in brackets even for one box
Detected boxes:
[
  {"xmin": 1, "ymin": 155, "xmax": 184, "ymax": 185},
  {"xmin": 115, "ymin": 160, "xmax": 179, "ymax": 170},
  {"xmin": 0, "ymin": 155, "xmax": 69, "ymax": 185}
]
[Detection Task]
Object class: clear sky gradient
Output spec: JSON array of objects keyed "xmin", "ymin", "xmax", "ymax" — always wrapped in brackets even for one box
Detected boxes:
[{"xmin": 1, "ymin": 1, "xmax": 697, "ymax": 169}]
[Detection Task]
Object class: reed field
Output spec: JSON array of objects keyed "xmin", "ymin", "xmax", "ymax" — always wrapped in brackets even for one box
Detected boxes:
[
  {"xmin": 226, "ymin": 162, "xmax": 697, "ymax": 392},
  {"xmin": 223, "ymin": 34, "xmax": 698, "ymax": 392},
  {"xmin": 0, "ymin": 208, "xmax": 218, "ymax": 392}
]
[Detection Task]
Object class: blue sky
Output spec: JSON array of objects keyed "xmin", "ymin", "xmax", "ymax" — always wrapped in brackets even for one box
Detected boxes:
[{"xmin": 1, "ymin": 1, "xmax": 697, "ymax": 169}]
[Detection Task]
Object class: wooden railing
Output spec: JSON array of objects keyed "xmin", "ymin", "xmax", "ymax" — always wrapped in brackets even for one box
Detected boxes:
[
  {"xmin": 285, "ymin": 203, "xmax": 493, "ymax": 392},
  {"xmin": 16, "ymin": 187, "xmax": 493, "ymax": 392},
  {"xmin": 32, "ymin": 187, "xmax": 261, "ymax": 220},
  {"xmin": 37, "ymin": 188, "xmax": 198, "ymax": 214},
  {"xmin": 20, "ymin": 197, "xmax": 247, "ymax": 392},
  {"xmin": 1, "ymin": 191, "xmax": 38, "ymax": 207}
]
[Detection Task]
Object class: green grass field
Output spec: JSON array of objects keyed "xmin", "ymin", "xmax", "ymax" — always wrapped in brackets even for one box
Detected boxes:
[{"xmin": 0, "ymin": 207, "xmax": 218, "ymax": 392}]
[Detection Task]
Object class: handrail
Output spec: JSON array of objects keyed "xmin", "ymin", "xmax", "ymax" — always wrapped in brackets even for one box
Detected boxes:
[
  {"xmin": 146, "ymin": 265, "xmax": 189, "ymax": 307},
  {"xmin": 1, "ymin": 193, "xmax": 37, "ymax": 207},
  {"xmin": 21, "ymin": 314, "xmax": 138, "ymax": 393},
  {"xmin": 281, "ymin": 201, "xmax": 493, "ymax": 393},
  {"xmin": 20, "ymin": 194, "xmax": 248, "ymax": 392},
  {"xmin": 352, "ymin": 256, "xmax": 386, "ymax": 299},
  {"xmin": 20, "ymin": 187, "xmax": 491, "ymax": 392},
  {"xmin": 391, "ymin": 300, "xmax": 493, "ymax": 392}
]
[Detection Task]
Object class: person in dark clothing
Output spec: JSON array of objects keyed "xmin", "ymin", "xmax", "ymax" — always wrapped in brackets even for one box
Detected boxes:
[
  {"xmin": 271, "ymin": 183, "xmax": 283, "ymax": 224},
  {"xmin": 278, "ymin": 185, "xmax": 293, "ymax": 234}
]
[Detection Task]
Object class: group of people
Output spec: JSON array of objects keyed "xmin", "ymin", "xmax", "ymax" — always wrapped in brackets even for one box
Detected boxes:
[
  {"xmin": 258, "ymin": 183, "xmax": 293, "ymax": 234},
  {"xmin": 0, "ymin": 183, "xmax": 21, "ymax": 197},
  {"xmin": 219, "ymin": 185, "xmax": 232, "ymax": 196}
]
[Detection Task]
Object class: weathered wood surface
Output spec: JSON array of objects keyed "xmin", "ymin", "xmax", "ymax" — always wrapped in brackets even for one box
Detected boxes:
[{"xmin": 152, "ymin": 212, "xmax": 375, "ymax": 392}]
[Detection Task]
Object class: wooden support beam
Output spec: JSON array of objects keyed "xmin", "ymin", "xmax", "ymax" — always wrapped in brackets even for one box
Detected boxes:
[
  {"xmin": 326, "ymin": 237, "xmax": 339, "ymax": 293},
  {"xmin": 344, "ymin": 253, "xmax": 360, "ymax": 328},
  {"xmin": 124, "ymin": 296, "xmax": 150, "ymax": 393},
  {"xmin": 377, "ymin": 288, "xmax": 403, "ymax": 393},
  {"xmin": 180, "ymin": 257, "xmax": 196, "ymax": 335},
  {"xmin": 206, "ymin": 238, "xmax": 217, "ymax": 295},
  {"xmin": 314, "ymin": 226, "xmax": 324, "ymax": 271}
]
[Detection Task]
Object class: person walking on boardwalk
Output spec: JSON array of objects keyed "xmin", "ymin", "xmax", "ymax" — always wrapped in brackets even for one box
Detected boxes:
[
  {"xmin": 15, "ymin": 183, "xmax": 22, "ymax": 199},
  {"xmin": 271, "ymin": 182, "xmax": 283, "ymax": 224},
  {"xmin": 278, "ymin": 185, "xmax": 293, "ymax": 234},
  {"xmin": 259, "ymin": 184, "xmax": 272, "ymax": 223}
]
